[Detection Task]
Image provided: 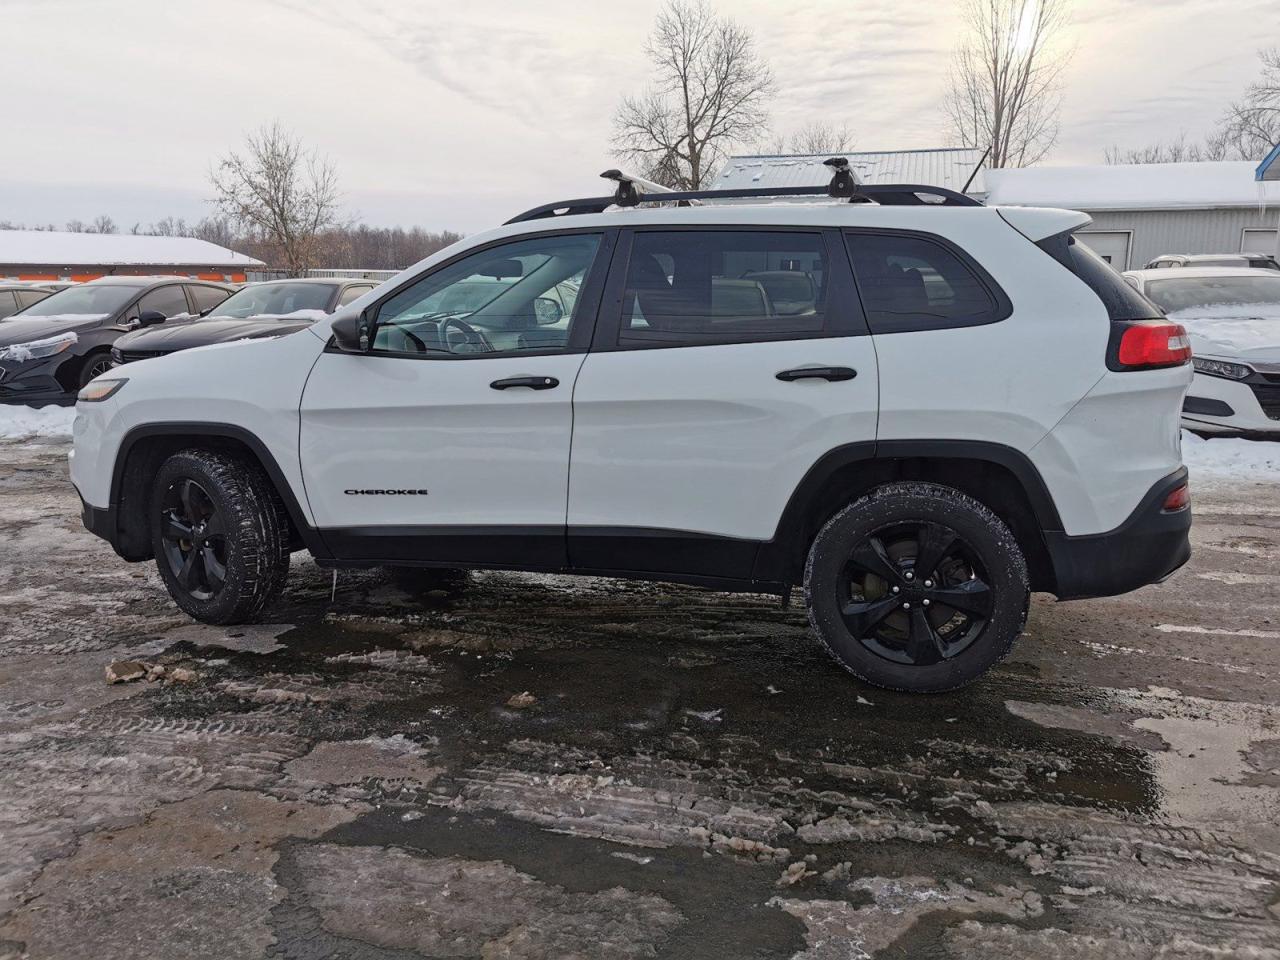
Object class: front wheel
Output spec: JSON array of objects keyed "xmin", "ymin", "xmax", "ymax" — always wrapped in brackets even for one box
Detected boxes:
[
  {"xmin": 150, "ymin": 449, "xmax": 291, "ymax": 624},
  {"xmin": 78, "ymin": 353, "xmax": 114, "ymax": 388},
  {"xmin": 804, "ymin": 482, "xmax": 1029, "ymax": 693}
]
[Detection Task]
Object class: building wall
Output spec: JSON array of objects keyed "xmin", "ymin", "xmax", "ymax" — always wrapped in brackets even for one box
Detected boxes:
[
  {"xmin": 0, "ymin": 264, "xmax": 248, "ymax": 283},
  {"xmin": 1079, "ymin": 208, "xmax": 1280, "ymax": 269}
]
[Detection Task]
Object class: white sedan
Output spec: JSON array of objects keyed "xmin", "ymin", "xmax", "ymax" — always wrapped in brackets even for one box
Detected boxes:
[{"xmin": 1124, "ymin": 267, "xmax": 1280, "ymax": 437}]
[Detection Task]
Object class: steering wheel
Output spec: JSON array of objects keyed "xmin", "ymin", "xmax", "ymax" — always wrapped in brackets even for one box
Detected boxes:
[{"xmin": 440, "ymin": 317, "xmax": 492, "ymax": 354}]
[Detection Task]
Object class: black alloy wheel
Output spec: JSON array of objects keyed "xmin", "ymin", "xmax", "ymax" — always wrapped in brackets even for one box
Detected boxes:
[
  {"xmin": 159, "ymin": 478, "xmax": 228, "ymax": 601},
  {"xmin": 841, "ymin": 521, "xmax": 993, "ymax": 666},
  {"xmin": 804, "ymin": 482, "xmax": 1029, "ymax": 692}
]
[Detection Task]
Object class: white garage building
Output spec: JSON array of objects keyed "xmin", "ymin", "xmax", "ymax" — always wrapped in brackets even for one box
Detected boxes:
[
  {"xmin": 714, "ymin": 151, "xmax": 1280, "ymax": 271},
  {"xmin": 983, "ymin": 160, "xmax": 1280, "ymax": 269}
]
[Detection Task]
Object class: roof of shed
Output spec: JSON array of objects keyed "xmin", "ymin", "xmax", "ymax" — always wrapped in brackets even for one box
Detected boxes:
[
  {"xmin": 984, "ymin": 161, "xmax": 1280, "ymax": 211},
  {"xmin": 0, "ymin": 230, "xmax": 264, "ymax": 267}
]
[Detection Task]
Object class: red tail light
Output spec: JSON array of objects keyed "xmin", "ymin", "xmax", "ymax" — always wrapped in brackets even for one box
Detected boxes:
[
  {"xmin": 1162, "ymin": 483, "xmax": 1190, "ymax": 512},
  {"xmin": 1116, "ymin": 321, "xmax": 1191, "ymax": 370}
]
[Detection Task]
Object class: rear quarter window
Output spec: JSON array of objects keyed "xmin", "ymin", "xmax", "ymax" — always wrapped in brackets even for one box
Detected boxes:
[{"xmin": 1038, "ymin": 232, "xmax": 1162, "ymax": 322}]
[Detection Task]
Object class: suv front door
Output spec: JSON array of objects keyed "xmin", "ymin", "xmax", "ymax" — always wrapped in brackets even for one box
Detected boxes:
[
  {"xmin": 299, "ymin": 230, "xmax": 613, "ymax": 568},
  {"xmin": 567, "ymin": 227, "xmax": 879, "ymax": 580}
]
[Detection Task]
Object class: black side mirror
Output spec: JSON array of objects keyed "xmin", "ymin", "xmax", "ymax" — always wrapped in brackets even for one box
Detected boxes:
[
  {"xmin": 331, "ymin": 308, "xmax": 374, "ymax": 353},
  {"xmin": 137, "ymin": 310, "xmax": 167, "ymax": 327}
]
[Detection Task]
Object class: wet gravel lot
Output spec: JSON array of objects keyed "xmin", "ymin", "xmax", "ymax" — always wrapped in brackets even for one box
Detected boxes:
[{"xmin": 1, "ymin": 434, "xmax": 1278, "ymax": 959}]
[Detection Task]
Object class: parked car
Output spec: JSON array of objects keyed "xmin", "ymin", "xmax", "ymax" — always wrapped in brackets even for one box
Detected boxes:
[
  {"xmin": 1124, "ymin": 266, "xmax": 1280, "ymax": 437},
  {"xmin": 0, "ymin": 276, "xmax": 232, "ymax": 405},
  {"xmin": 0, "ymin": 284, "xmax": 55, "ymax": 320},
  {"xmin": 71, "ymin": 168, "xmax": 1194, "ymax": 692},
  {"xmin": 1145, "ymin": 253, "xmax": 1279, "ymax": 271},
  {"xmin": 110, "ymin": 278, "xmax": 377, "ymax": 365}
]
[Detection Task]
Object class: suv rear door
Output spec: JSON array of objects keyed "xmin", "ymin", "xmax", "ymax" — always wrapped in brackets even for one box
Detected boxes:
[
  {"xmin": 298, "ymin": 230, "xmax": 613, "ymax": 568},
  {"xmin": 567, "ymin": 226, "xmax": 879, "ymax": 580}
]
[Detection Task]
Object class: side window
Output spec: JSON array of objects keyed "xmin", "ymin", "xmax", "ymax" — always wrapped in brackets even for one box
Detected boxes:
[
  {"xmin": 372, "ymin": 233, "xmax": 602, "ymax": 356},
  {"xmin": 619, "ymin": 231, "xmax": 827, "ymax": 347},
  {"xmin": 337, "ymin": 284, "xmax": 372, "ymax": 307},
  {"xmin": 0, "ymin": 291, "xmax": 18, "ymax": 320},
  {"xmin": 137, "ymin": 285, "xmax": 192, "ymax": 320},
  {"xmin": 845, "ymin": 232, "xmax": 1005, "ymax": 333},
  {"xmin": 187, "ymin": 285, "xmax": 230, "ymax": 314}
]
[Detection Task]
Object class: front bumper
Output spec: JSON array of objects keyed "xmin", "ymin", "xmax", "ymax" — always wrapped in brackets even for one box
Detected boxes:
[
  {"xmin": 0, "ymin": 356, "xmax": 73, "ymax": 406},
  {"xmin": 1181, "ymin": 370, "xmax": 1280, "ymax": 437},
  {"xmin": 1046, "ymin": 467, "xmax": 1191, "ymax": 600}
]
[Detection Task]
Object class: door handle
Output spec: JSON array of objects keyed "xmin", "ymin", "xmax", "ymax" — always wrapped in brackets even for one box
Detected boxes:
[
  {"xmin": 776, "ymin": 366, "xmax": 857, "ymax": 382},
  {"xmin": 490, "ymin": 375, "xmax": 560, "ymax": 390}
]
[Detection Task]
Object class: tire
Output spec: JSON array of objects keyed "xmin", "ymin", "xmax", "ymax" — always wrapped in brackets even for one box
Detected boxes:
[
  {"xmin": 78, "ymin": 352, "xmax": 114, "ymax": 388},
  {"xmin": 385, "ymin": 566, "xmax": 470, "ymax": 593},
  {"xmin": 804, "ymin": 481, "xmax": 1029, "ymax": 693},
  {"xmin": 149, "ymin": 449, "xmax": 291, "ymax": 624}
]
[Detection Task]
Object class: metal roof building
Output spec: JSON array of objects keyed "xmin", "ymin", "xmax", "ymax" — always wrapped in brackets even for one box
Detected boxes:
[
  {"xmin": 0, "ymin": 230, "xmax": 264, "ymax": 283},
  {"xmin": 983, "ymin": 161, "xmax": 1280, "ymax": 269},
  {"xmin": 713, "ymin": 148, "xmax": 988, "ymax": 196}
]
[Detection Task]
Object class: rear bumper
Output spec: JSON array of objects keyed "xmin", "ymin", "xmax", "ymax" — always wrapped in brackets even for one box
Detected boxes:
[{"xmin": 1046, "ymin": 467, "xmax": 1191, "ymax": 600}]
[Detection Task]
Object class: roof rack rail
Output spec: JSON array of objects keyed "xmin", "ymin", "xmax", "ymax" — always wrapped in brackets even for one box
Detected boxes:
[{"xmin": 505, "ymin": 157, "xmax": 982, "ymax": 224}]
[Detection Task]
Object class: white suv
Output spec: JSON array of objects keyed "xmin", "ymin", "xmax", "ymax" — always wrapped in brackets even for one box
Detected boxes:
[{"xmin": 69, "ymin": 168, "xmax": 1195, "ymax": 692}]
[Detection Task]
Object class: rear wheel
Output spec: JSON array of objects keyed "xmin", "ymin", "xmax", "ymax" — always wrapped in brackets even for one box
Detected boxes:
[
  {"xmin": 150, "ymin": 449, "xmax": 291, "ymax": 624},
  {"xmin": 804, "ymin": 482, "xmax": 1029, "ymax": 692}
]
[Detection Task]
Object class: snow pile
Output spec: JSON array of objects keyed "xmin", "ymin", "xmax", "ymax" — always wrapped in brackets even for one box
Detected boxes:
[
  {"xmin": 0, "ymin": 405, "xmax": 77, "ymax": 439},
  {"xmin": 1183, "ymin": 431, "xmax": 1280, "ymax": 481},
  {"xmin": 1173, "ymin": 307, "xmax": 1280, "ymax": 359}
]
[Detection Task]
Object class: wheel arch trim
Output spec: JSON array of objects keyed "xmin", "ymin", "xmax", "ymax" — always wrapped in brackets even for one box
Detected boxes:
[
  {"xmin": 110, "ymin": 421, "xmax": 330, "ymax": 558},
  {"xmin": 756, "ymin": 439, "xmax": 1064, "ymax": 583}
]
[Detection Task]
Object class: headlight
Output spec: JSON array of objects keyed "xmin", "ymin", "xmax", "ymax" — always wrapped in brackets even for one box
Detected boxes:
[
  {"xmin": 1192, "ymin": 357, "xmax": 1253, "ymax": 380},
  {"xmin": 0, "ymin": 332, "xmax": 78, "ymax": 363},
  {"xmin": 77, "ymin": 378, "xmax": 127, "ymax": 402}
]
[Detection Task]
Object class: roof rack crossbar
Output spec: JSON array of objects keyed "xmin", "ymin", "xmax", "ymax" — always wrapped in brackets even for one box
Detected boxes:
[{"xmin": 505, "ymin": 182, "xmax": 980, "ymax": 225}]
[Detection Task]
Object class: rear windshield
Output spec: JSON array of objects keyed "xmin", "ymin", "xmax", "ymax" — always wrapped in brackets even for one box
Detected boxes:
[{"xmin": 1038, "ymin": 232, "xmax": 1162, "ymax": 321}]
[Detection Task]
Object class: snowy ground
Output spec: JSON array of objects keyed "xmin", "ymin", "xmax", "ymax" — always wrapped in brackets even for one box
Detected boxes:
[{"xmin": 2, "ymin": 422, "xmax": 1279, "ymax": 958}]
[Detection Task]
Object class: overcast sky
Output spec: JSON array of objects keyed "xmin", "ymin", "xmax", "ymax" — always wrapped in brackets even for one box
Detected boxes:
[{"xmin": 0, "ymin": 0, "xmax": 1273, "ymax": 234}]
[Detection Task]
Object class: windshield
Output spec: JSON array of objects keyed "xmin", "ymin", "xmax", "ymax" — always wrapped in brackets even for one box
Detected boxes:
[
  {"xmin": 9, "ymin": 284, "xmax": 140, "ymax": 318},
  {"xmin": 1145, "ymin": 275, "xmax": 1280, "ymax": 315},
  {"xmin": 210, "ymin": 282, "xmax": 333, "ymax": 319}
]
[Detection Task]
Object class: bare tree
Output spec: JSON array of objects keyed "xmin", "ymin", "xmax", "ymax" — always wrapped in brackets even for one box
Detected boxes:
[
  {"xmin": 210, "ymin": 121, "xmax": 341, "ymax": 276},
  {"xmin": 90, "ymin": 214, "xmax": 118, "ymax": 234},
  {"xmin": 944, "ymin": 0, "xmax": 1070, "ymax": 168},
  {"xmin": 786, "ymin": 121, "xmax": 855, "ymax": 155},
  {"xmin": 1104, "ymin": 48, "xmax": 1280, "ymax": 164},
  {"xmin": 756, "ymin": 121, "xmax": 856, "ymax": 155},
  {"xmin": 64, "ymin": 219, "xmax": 88, "ymax": 233},
  {"xmin": 1221, "ymin": 47, "xmax": 1280, "ymax": 159},
  {"xmin": 1103, "ymin": 132, "xmax": 1231, "ymax": 165},
  {"xmin": 613, "ymin": 0, "xmax": 774, "ymax": 189}
]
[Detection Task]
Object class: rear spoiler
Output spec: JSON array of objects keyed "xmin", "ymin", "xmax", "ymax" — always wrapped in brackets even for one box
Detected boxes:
[{"xmin": 996, "ymin": 207, "xmax": 1092, "ymax": 243}]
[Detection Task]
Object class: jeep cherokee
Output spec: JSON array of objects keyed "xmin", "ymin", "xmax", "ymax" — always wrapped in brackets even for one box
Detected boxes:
[{"xmin": 70, "ymin": 165, "xmax": 1194, "ymax": 692}]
